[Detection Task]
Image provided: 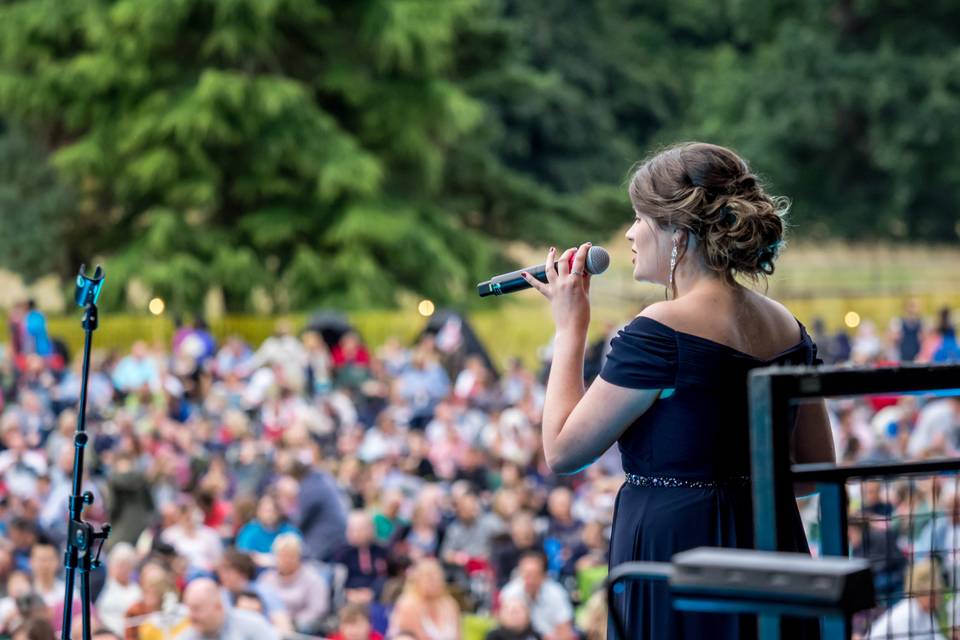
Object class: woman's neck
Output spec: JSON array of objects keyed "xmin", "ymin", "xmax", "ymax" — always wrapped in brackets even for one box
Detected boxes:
[{"xmin": 672, "ymin": 260, "xmax": 738, "ymax": 301}]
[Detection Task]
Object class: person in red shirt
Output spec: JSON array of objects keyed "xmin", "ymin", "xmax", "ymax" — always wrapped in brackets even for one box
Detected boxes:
[
  {"xmin": 196, "ymin": 478, "xmax": 234, "ymax": 540},
  {"xmin": 331, "ymin": 332, "xmax": 372, "ymax": 389},
  {"xmin": 331, "ymin": 332, "xmax": 371, "ymax": 368}
]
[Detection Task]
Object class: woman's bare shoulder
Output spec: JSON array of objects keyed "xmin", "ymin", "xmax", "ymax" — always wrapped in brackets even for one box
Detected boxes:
[
  {"xmin": 747, "ymin": 292, "xmax": 800, "ymax": 333},
  {"xmin": 636, "ymin": 300, "xmax": 679, "ymax": 323},
  {"xmin": 636, "ymin": 299, "xmax": 711, "ymax": 332},
  {"xmin": 637, "ymin": 290, "xmax": 800, "ymax": 343}
]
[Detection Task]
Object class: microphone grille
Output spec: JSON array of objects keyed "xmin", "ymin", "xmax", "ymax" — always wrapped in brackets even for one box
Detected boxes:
[{"xmin": 585, "ymin": 246, "xmax": 610, "ymax": 275}]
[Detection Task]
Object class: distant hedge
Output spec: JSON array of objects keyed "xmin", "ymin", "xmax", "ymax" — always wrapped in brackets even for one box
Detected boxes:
[{"xmin": 5, "ymin": 292, "xmax": 960, "ymax": 370}]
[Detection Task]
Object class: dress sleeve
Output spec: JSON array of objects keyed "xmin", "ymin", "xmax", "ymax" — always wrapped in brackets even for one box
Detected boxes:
[
  {"xmin": 800, "ymin": 320, "xmax": 824, "ymax": 366},
  {"xmin": 599, "ymin": 317, "xmax": 677, "ymax": 389}
]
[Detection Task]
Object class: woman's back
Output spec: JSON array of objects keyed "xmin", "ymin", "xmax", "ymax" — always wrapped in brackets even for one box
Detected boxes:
[{"xmin": 604, "ymin": 291, "xmax": 815, "ymax": 479}]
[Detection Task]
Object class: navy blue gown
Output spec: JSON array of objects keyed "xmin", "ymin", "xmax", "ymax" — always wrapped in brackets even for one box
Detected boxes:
[{"xmin": 600, "ymin": 316, "xmax": 820, "ymax": 640}]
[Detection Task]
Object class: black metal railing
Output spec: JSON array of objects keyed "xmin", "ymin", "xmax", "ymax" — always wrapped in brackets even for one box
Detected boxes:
[
  {"xmin": 749, "ymin": 362, "xmax": 960, "ymax": 639},
  {"xmin": 794, "ymin": 461, "xmax": 960, "ymax": 638}
]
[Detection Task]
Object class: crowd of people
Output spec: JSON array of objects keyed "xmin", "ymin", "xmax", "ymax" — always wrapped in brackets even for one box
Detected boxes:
[{"xmin": 0, "ymin": 299, "xmax": 957, "ymax": 640}]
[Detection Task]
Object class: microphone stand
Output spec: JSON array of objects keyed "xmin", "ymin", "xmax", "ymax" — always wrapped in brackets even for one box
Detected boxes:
[{"xmin": 61, "ymin": 265, "xmax": 110, "ymax": 640}]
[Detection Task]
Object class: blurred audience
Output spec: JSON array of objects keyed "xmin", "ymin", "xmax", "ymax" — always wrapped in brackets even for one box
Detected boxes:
[{"xmin": 0, "ymin": 303, "xmax": 956, "ymax": 639}]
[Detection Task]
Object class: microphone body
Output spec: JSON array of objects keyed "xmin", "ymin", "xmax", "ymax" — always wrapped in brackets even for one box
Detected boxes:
[{"xmin": 477, "ymin": 246, "xmax": 610, "ymax": 297}]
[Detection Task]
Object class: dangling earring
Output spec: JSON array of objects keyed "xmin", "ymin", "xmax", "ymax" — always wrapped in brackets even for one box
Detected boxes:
[{"xmin": 666, "ymin": 240, "xmax": 679, "ymax": 300}]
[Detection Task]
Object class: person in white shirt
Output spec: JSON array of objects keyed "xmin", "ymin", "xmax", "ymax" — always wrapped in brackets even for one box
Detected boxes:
[
  {"xmin": 915, "ymin": 491, "xmax": 960, "ymax": 589},
  {"xmin": 907, "ymin": 398, "xmax": 960, "ymax": 458},
  {"xmin": 868, "ymin": 559, "xmax": 946, "ymax": 640},
  {"xmin": 241, "ymin": 320, "xmax": 307, "ymax": 386},
  {"xmin": 0, "ymin": 571, "xmax": 32, "ymax": 634},
  {"xmin": 0, "ymin": 418, "xmax": 48, "ymax": 499},
  {"xmin": 159, "ymin": 499, "xmax": 224, "ymax": 573},
  {"xmin": 500, "ymin": 551, "xmax": 574, "ymax": 640},
  {"xmin": 95, "ymin": 544, "xmax": 143, "ymax": 636}
]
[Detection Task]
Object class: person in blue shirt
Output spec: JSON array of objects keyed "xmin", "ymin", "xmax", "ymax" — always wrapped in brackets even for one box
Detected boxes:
[
  {"xmin": 24, "ymin": 300, "xmax": 51, "ymax": 357},
  {"xmin": 111, "ymin": 341, "xmax": 159, "ymax": 393},
  {"xmin": 235, "ymin": 495, "xmax": 300, "ymax": 561},
  {"xmin": 933, "ymin": 327, "xmax": 960, "ymax": 363},
  {"xmin": 396, "ymin": 351, "xmax": 450, "ymax": 429}
]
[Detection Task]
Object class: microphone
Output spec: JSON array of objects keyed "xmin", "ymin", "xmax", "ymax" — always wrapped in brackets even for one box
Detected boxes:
[{"xmin": 477, "ymin": 246, "xmax": 610, "ymax": 297}]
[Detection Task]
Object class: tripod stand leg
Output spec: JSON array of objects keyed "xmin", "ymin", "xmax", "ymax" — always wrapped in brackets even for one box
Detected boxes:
[
  {"xmin": 61, "ymin": 551, "xmax": 77, "ymax": 640},
  {"xmin": 80, "ymin": 568, "xmax": 92, "ymax": 640}
]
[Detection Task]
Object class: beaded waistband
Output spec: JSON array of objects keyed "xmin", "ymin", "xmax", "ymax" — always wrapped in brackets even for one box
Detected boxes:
[{"xmin": 624, "ymin": 473, "xmax": 751, "ymax": 488}]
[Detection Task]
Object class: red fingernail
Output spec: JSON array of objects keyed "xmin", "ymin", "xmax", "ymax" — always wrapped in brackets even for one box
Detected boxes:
[
  {"xmin": 521, "ymin": 272, "xmax": 528, "ymax": 277},
  {"xmin": 550, "ymin": 246, "xmax": 555, "ymax": 252}
]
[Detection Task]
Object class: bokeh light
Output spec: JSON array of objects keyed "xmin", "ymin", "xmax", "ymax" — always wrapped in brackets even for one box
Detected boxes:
[
  {"xmin": 844, "ymin": 311, "xmax": 861, "ymax": 328},
  {"xmin": 149, "ymin": 297, "xmax": 165, "ymax": 316},
  {"xmin": 418, "ymin": 299, "xmax": 435, "ymax": 317}
]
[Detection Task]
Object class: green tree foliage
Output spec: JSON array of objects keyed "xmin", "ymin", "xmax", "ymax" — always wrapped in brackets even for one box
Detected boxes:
[
  {"xmin": 680, "ymin": 0, "xmax": 960, "ymax": 241},
  {"xmin": 0, "ymin": 124, "xmax": 72, "ymax": 281},
  {"xmin": 0, "ymin": 0, "xmax": 957, "ymax": 312},
  {"xmin": 467, "ymin": 0, "xmax": 960, "ymax": 243},
  {"xmin": 0, "ymin": 0, "xmax": 571, "ymax": 311},
  {"xmin": 443, "ymin": 0, "xmax": 681, "ymax": 247}
]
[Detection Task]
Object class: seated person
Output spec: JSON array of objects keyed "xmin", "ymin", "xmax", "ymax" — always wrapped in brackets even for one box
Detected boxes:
[
  {"xmin": 486, "ymin": 596, "xmax": 540, "ymax": 640},
  {"xmin": 181, "ymin": 578, "xmax": 278, "ymax": 640},
  {"xmin": 544, "ymin": 488, "xmax": 582, "ymax": 576},
  {"xmin": 492, "ymin": 511, "xmax": 540, "ymax": 588},
  {"xmin": 440, "ymin": 491, "xmax": 500, "ymax": 566},
  {"xmin": 234, "ymin": 591, "xmax": 266, "ymax": 616},
  {"xmin": 500, "ymin": 551, "xmax": 574, "ymax": 640},
  {"xmin": 235, "ymin": 495, "xmax": 300, "ymax": 563},
  {"xmin": 257, "ymin": 533, "xmax": 330, "ymax": 634},
  {"xmin": 559, "ymin": 521, "xmax": 608, "ymax": 583},
  {"xmin": 328, "ymin": 603, "xmax": 384, "ymax": 640},
  {"xmin": 868, "ymin": 559, "xmax": 944, "ymax": 639},
  {"xmin": 334, "ymin": 511, "xmax": 389, "ymax": 603},
  {"xmin": 216, "ymin": 548, "xmax": 291, "ymax": 634}
]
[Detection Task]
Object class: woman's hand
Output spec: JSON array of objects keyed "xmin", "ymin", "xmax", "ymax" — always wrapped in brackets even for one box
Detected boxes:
[{"xmin": 521, "ymin": 242, "xmax": 592, "ymax": 335}]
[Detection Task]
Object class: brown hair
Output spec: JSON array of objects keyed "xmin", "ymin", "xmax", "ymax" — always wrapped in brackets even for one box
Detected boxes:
[
  {"xmin": 339, "ymin": 603, "xmax": 371, "ymax": 624},
  {"xmin": 221, "ymin": 548, "xmax": 257, "ymax": 580},
  {"xmin": 628, "ymin": 142, "xmax": 788, "ymax": 295}
]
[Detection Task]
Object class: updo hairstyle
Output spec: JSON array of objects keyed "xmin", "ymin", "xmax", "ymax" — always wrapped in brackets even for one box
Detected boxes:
[{"xmin": 628, "ymin": 142, "xmax": 789, "ymax": 291}]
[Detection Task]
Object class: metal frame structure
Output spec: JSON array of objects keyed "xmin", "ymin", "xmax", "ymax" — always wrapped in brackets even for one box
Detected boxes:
[{"xmin": 749, "ymin": 362, "xmax": 960, "ymax": 639}]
